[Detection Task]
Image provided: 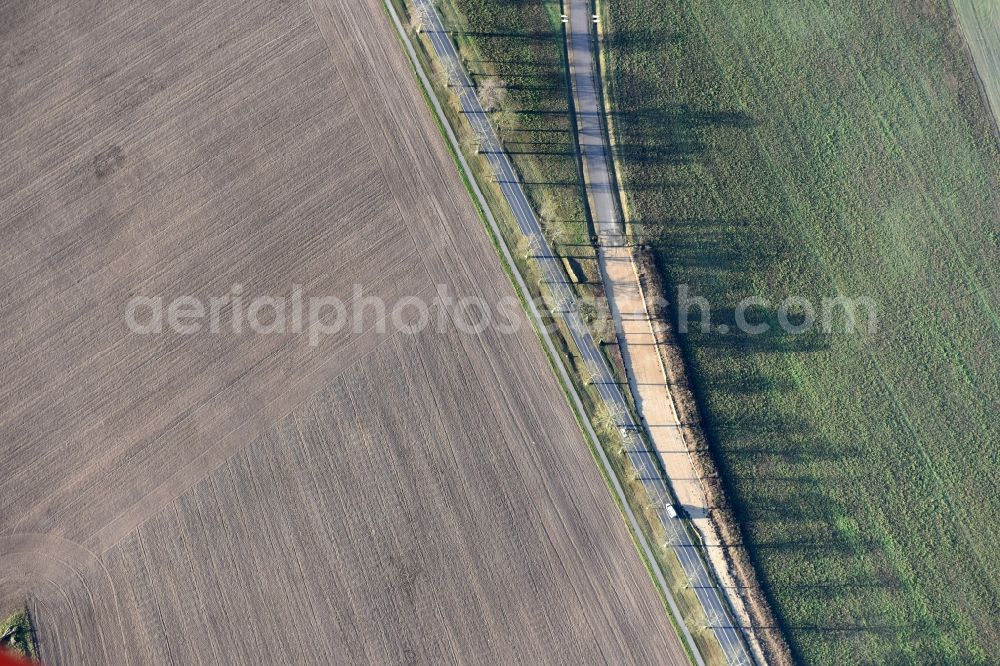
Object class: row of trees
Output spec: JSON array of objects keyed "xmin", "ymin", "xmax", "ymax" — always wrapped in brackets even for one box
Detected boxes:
[{"xmin": 408, "ymin": 3, "xmax": 742, "ymax": 640}]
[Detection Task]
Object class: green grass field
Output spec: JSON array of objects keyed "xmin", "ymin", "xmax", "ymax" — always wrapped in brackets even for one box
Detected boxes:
[{"xmin": 600, "ymin": 0, "xmax": 1000, "ymax": 663}]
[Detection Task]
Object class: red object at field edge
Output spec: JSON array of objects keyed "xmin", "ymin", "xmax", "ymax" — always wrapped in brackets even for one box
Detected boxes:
[{"xmin": 0, "ymin": 650, "xmax": 36, "ymax": 666}]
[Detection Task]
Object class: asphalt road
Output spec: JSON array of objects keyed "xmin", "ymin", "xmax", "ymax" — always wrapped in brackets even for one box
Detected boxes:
[
  {"xmin": 413, "ymin": 1, "xmax": 753, "ymax": 663},
  {"xmin": 565, "ymin": 1, "xmax": 623, "ymax": 245}
]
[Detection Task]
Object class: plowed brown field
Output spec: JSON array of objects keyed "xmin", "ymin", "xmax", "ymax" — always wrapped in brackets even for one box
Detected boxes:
[{"xmin": 0, "ymin": 0, "xmax": 685, "ymax": 662}]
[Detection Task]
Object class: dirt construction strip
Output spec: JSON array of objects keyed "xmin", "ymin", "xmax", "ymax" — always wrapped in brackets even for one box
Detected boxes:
[
  {"xmin": 599, "ymin": 246, "xmax": 709, "ymax": 519},
  {"xmin": 565, "ymin": 1, "xmax": 767, "ymax": 663}
]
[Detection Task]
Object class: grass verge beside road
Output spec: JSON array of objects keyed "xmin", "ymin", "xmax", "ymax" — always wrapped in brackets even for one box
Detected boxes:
[{"xmin": 601, "ymin": 0, "xmax": 1000, "ymax": 663}]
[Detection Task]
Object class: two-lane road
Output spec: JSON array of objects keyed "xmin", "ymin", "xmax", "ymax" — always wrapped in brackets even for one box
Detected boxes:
[{"xmin": 408, "ymin": 0, "xmax": 753, "ymax": 663}]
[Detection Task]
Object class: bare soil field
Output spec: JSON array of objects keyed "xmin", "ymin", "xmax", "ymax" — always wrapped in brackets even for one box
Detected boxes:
[
  {"xmin": 0, "ymin": 0, "xmax": 685, "ymax": 662},
  {"xmin": 954, "ymin": 0, "xmax": 1000, "ymax": 133}
]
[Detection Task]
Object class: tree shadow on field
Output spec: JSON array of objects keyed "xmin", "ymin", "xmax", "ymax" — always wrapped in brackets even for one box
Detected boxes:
[
  {"xmin": 465, "ymin": 58, "xmax": 563, "ymax": 69},
  {"xmin": 608, "ymin": 105, "xmax": 755, "ymax": 167},
  {"xmin": 712, "ymin": 427, "xmax": 916, "ymax": 645},
  {"xmin": 685, "ymin": 310, "xmax": 832, "ymax": 354},
  {"xmin": 706, "ymin": 373, "xmax": 796, "ymax": 396},
  {"xmin": 460, "ymin": 30, "xmax": 561, "ymax": 42},
  {"xmin": 597, "ymin": 17, "xmax": 924, "ymax": 661},
  {"xmin": 696, "ymin": 385, "xmax": 915, "ymax": 653},
  {"xmin": 630, "ymin": 195, "xmax": 891, "ymax": 663},
  {"xmin": 601, "ymin": 25, "xmax": 684, "ymax": 52},
  {"xmin": 448, "ymin": 0, "xmax": 594, "ymax": 236},
  {"xmin": 649, "ymin": 222, "xmax": 787, "ymax": 274}
]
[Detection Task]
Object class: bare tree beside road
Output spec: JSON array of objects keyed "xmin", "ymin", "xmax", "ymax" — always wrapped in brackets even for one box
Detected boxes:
[
  {"xmin": 472, "ymin": 122, "xmax": 490, "ymax": 153},
  {"xmin": 477, "ymin": 78, "xmax": 506, "ymax": 112},
  {"xmin": 410, "ymin": 3, "xmax": 430, "ymax": 33},
  {"xmin": 581, "ymin": 358, "xmax": 603, "ymax": 385},
  {"xmin": 545, "ymin": 218, "xmax": 572, "ymax": 248},
  {"xmin": 517, "ymin": 234, "xmax": 541, "ymax": 260},
  {"xmin": 440, "ymin": 58, "xmax": 462, "ymax": 88},
  {"xmin": 578, "ymin": 293, "xmax": 614, "ymax": 343}
]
